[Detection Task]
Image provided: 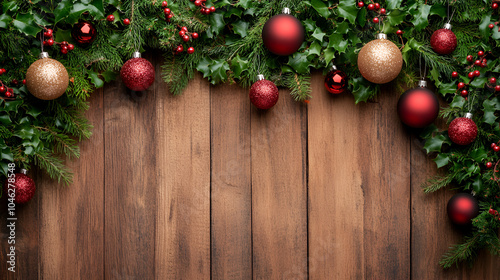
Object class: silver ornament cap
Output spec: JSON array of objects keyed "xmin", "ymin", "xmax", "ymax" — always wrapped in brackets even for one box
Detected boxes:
[
  {"xmin": 465, "ymin": 113, "xmax": 473, "ymax": 119},
  {"xmin": 330, "ymin": 65, "xmax": 338, "ymax": 71},
  {"xmin": 20, "ymin": 169, "xmax": 27, "ymax": 175},
  {"xmin": 132, "ymin": 51, "xmax": 141, "ymax": 58},
  {"xmin": 257, "ymin": 74, "xmax": 265, "ymax": 81},
  {"xmin": 377, "ymin": 33, "xmax": 387, "ymax": 40},
  {"xmin": 443, "ymin": 23, "xmax": 452, "ymax": 30},
  {"xmin": 39, "ymin": 52, "xmax": 49, "ymax": 59},
  {"xmin": 418, "ymin": 79, "xmax": 427, "ymax": 88},
  {"xmin": 282, "ymin": 7, "xmax": 291, "ymax": 14}
]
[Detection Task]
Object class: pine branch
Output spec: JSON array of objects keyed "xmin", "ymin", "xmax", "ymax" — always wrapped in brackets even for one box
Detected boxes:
[
  {"xmin": 34, "ymin": 149, "xmax": 73, "ymax": 185},
  {"xmin": 440, "ymin": 234, "xmax": 480, "ymax": 269}
]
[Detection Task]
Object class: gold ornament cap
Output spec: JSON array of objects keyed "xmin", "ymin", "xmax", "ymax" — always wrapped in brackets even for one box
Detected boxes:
[
  {"xmin": 257, "ymin": 74, "xmax": 265, "ymax": 81},
  {"xmin": 377, "ymin": 33, "xmax": 388, "ymax": 40}
]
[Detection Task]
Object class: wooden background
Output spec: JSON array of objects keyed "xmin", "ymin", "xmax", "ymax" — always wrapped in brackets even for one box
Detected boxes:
[{"xmin": 0, "ymin": 56, "xmax": 499, "ymax": 279}]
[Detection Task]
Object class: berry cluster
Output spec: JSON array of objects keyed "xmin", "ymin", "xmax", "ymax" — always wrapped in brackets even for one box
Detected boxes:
[
  {"xmin": 452, "ymin": 50, "xmax": 496, "ymax": 98},
  {"xmin": 175, "ymin": 26, "xmax": 197, "ymax": 55},
  {"xmin": 0, "ymin": 75, "xmax": 15, "ymax": 99},
  {"xmin": 162, "ymin": 1, "xmax": 175, "ymax": 22},
  {"xmin": 41, "ymin": 28, "xmax": 75, "ymax": 54},
  {"xmin": 489, "ymin": 208, "xmax": 500, "ymax": 221},
  {"xmin": 106, "ymin": 14, "xmax": 130, "ymax": 25},
  {"xmin": 357, "ymin": 1, "xmax": 386, "ymax": 24},
  {"xmin": 189, "ymin": 0, "xmax": 216, "ymax": 15}
]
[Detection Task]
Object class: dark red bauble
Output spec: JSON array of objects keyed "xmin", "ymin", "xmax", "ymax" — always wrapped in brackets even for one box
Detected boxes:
[
  {"xmin": 430, "ymin": 28, "xmax": 457, "ymax": 55},
  {"xmin": 324, "ymin": 69, "xmax": 348, "ymax": 94},
  {"xmin": 262, "ymin": 13, "xmax": 304, "ymax": 56},
  {"xmin": 448, "ymin": 115, "xmax": 478, "ymax": 145},
  {"xmin": 71, "ymin": 21, "xmax": 97, "ymax": 46},
  {"xmin": 249, "ymin": 78, "xmax": 279, "ymax": 109},
  {"xmin": 3, "ymin": 173, "xmax": 36, "ymax": 204},
  {"xmin": 397, "ymin": 87, "xmax": 439, "ymax": 128},
  {"xmin": 447, "ymin": 193, "xmax": 479, "ymax": 226},
  {"xmin": 120, "ymin": 55, "xmax": 155, "ymax": 91}
]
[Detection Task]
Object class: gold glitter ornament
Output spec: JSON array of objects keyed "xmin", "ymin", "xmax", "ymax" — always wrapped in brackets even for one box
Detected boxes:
[
  {"xmin": 357, "ymin": 33, "xmax": 403, "ymax": 84},
  {"xmin": 26, "ymin": 52, "xmax": 69, "ymax": 100}
]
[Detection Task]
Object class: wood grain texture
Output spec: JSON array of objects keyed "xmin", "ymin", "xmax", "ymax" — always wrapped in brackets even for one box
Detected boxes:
[
  {"xmin": 251, "ymin": 90, "xmax": 308, "ymax": 280},
  {"xmin": 38, "ymin": 89, "xmax": 105, "ymax": 280},
  {"xmin": 104, "ymin": 66, "xmax": 157, "ymax": 279},
  {"xmin": 210, "ymin": 84, "xmax": 252, "ymax": 280},
  {"xmin": 308, "ymin": 73, "xmax": 410, "ymax": 279},
  {"xmin": 155, "ymin": 73, "xmax": 211, "ymax": 280},
  {"xmin": 411, "ymin": 135, "xmax": 500, "ymax": 280}
]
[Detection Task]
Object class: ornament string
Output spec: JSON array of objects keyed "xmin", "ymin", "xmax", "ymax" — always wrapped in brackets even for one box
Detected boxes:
[
  {"xmin": 447, "ymin": 0, "xmax": 455, "ymax": 24},
  {"xmin": 419, "ymin": 53, "xmax": 427, "ymax": 80}
]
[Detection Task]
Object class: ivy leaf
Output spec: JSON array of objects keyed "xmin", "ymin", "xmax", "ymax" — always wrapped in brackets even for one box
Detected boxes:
[
  {"xmin": 312, "ymin": 27, "xmax": 326, "ymax": 41},
  {"xmin": 310, "ymin": 0, "xmax": 331, "ymax": 18},
  {"xmin": 209, "ymin": 60, "xmax": 229, "ymax": 84},
  {"xmin": 410, "ymin": 4, "xmax": 431, "ymax": 31},
  {"xmin": 288, "ymin": 53, "xmax": 311, "ymax": 74},
  {"xmin": 338, "ymin": 0, "xmax": 358, "ymax": 24},
  {"xmin": 386, "ymin": 0, "xmax": 403, "ymax": 9},
  {"xmin": 232, "ymin": 20, "xmax": 249, "ymax": 38},
  {"xmin": 13, "ymin": 14, "xmax": 42, "ymax": 37},
  {"xmin": 424, "ymin": 134, "xmax": 446, "ymax": 153},
  {"xmin": 231, "ymin": 54, "xmax": 249, "ymax": 78},
  {"xmin": 196, "ymin": 57, "xmax": 212, "ymax": 78},
  {"xmin": 434, "ymin": 153, "xmax": 450, "ymax": 168},
  {"xmin": 88, "ymin": 71, "xmax": 104, "ymax": 88}
]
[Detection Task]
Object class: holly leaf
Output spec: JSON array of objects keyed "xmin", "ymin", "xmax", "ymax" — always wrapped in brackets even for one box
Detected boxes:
[
  {"xmin": 351, "ymin": 77, "xmax": 376, "ymax": 104},
  {"xmin": 336, "ymin": 21, "xmax": 350, "ymax": 34},
  {"xmin": 312, "ymin": 27, "xmax": 326, "ymax": 41},
  {"xmin": 232, "ymin": 20, "xmax": 249, "ymax": 38},
  {"xmin": 231, "ymin": 54, "xmax": 249, "ymax": 78},
  {"xmin": 387, "ymin": 9, "xmax": 406, "ymax": 26},
  {"xmin": 430, "ymin": 4, "xmax": 446, "ymax": 17},
  {"xmin": 386, "ymin": 0, "xmax": 403, "ymax": 9},
  {"xmin": 208, "ymin": 59, "xmax": 229, "ymax": 84},
  {"xmin": 472, "ymin": 177, "xmax": 483, "ymax": 194},
  {"xmin": 479, "ymin": 13, "xmax": 492, "ymax": 40},
  {"xmin": 337, "ymin": 0, "xmax": 358, "ymax": 24},
  {"xmin": 310, "ymin": 0, "xmax": 331, "ymax": 18},
  {"xmin": 102, "ymin": 70, "xmax": 119, "ymax": 82},
  {"xmin": 434, "ymin": 153, "xmax": 450, "ymax": 168},
  {"xmin": 328, "ymin": 34, "xmax": 349, "ymax": 53},
  {"xmin": 410, "ymin": 4, "xmax": 431, "ymax": 31},
  {"xmin": 54, "ymin": 0, "xmax": 72, "ymax": 23},
  {"xmin": 450, "ymin": 95, "xmax": 466, "ymax": 109},
  {"xmin": 13, "ymin": 14, "xmax": 42, "ymax": 37},
  {"xmin": 470, "ymin": 77, "xmax": 487, "ymax": 88},
  {"xmin": 424, "ymin": 134, "xmax": 446, "ymax": 153},
  {"xmin": 324, "ymin": 48, "xmax": 336, "ymax": 65},
  {"xmin": 470, "ymin": 148, "xmax": 489, "ymax": 162},
  {"xmin": 88, "ymin": 71, "xmax": 104, "ymax": 88},
  {"xmin": 303, "ymin": 18, "xmax": 316, "ymax": 32},
  {"xmin": 483, "ymin": 98, "xmax": 500, "ymax": 124},
  {"xmin": 356, "ymin": 6, "xmax": 366, "ymax": 27},
  {"xmin": 206, "ymin": 12, "xmax": 225, "ymax": 38},
  {"xmin": 0, "ymin": 114, "xmax": 11, "ymax": 125},
  {"xmin": 307, "ymin": 41, "xmax": 322, "ymax": 57},
  {"xmin": 288, "ymin": 52, "xmax": 311, "ymax": 74},
  {"xmin": 0, "ymin": 14, "xmax": 12, "ymax": 29}
]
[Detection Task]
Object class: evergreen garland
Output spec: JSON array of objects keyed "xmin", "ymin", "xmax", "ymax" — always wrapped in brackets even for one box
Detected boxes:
[{"xmin": 0, "ymin": 0, "xmax": 499, "ymax": 269}]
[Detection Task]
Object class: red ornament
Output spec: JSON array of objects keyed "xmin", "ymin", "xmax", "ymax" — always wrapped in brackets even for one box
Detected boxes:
[
  {"xmin": 262, "ymin": 8, "xmax": 304, "ymax": 56},
  {"xmin": 249, "ymin": 75, "xmax": 279, "ymax": 109},
  {"xmin": 448, "ymin": 113, "xmax": 478, "ymax": 145},
  {"xmin": 397, "ymin": 81, "xmax": 439, "ymax": 128},
  {"xmin": 120, "ymin": 52, "xmax": 155, "ymax": 91},
  {"xmin": 72, "ymin": 20, "xmax": 97, "ymax": 46},
  {"xmin": 3, "ymin": 170, "xmax": 36, "ymax": 204},
  {"xmin": 447, "ymin": 193, "xmax": 479, "ymax": 226},
  {"xmin": 430, "ymin": 24, "xmax": 457, "ymax": 55},
  {"xmin": 324, "ymin": 66, "xmax": 348, "ymax": 94}
]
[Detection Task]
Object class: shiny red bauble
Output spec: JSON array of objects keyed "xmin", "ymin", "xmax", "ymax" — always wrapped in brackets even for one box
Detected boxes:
[
  {"xmin": 71, "ymin": 20, "xmax": 97, "ymax": 46},
  {"xmin": 262, "ymin": 12, "xmax": 304, "ymax": 56},
  {"xmin": 448, "ymin": 115, "xmax": 478, "ymax": 145},
  {"xmin": 447, "ymin": 193, "xmax": 479, "ymax": 226},
  {"xmin": 3, "ymin": 172, "xmax": 36, "ymax": 204},
  {"xmin": 397, "ymin": 87, "xmax": 439, "ymax": 128},
  {"xmin": 249, "ymin": 76, "xmax": 279, "ymax": 109},
  {"xmin": 324, "ymin": 68, "xmax": 348, "ymax": 94},
  {"xmin": 430, "ymin": 27, "xmax": 457, "ymax": 55},
  {"xmin": 120, "ymin": 53, "xmax": 155, "ymax": 91}
]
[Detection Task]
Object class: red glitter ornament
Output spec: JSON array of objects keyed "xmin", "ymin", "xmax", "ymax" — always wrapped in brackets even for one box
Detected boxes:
[
  {"xmin": 3, "ymin": 170, "xmax": 36, "ymax": 204},
  {"xmin": 262, "ymin": 8, "xmax": 304, "ymax": 56},
  {"xmin": 430, "ymin": 23, "xmax": 457, "ymax": 55},
  {"xmin": 324, "ymin": 66, "xmax": 348, "ymax": 94},
  {"xmin": 397, "ymin": 80, "xmax": 439, "ymax": 128},
  {"xmin": 447, "ymin": 193, "xmax": 479, "ymax": 226},
  {"xmin": 249, "ymin": 75, "xmax": 279, "ymax": 109},
  {"xmin": 120, "ymin": 52, "xmax": 155, "ymax": 91},
  {"xmin": 71, "ymin": 20, "xmax": 97, "ymax": 46},
  {"xmin": 448, "ymin": 113, "xmax": 478, "ymax": 145}
]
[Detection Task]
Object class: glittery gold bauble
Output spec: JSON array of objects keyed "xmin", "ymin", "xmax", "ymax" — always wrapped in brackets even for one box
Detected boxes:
[
  {"xmin": 357, "ymin": 35, "xmax": 403, "ymax": 84},
  {"xmin": 26, "ymin": 53, "xmax": 69, "ymax": 100}
]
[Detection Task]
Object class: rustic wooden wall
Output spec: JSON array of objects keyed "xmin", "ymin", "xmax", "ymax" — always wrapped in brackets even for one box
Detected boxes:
[{"xmin": 0, "ymin": 58, "xmax": 499, "ymax": 279}]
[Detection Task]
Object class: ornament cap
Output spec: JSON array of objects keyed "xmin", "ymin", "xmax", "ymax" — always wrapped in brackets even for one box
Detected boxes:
[
  {"xmin": 418, "ymin": 79, "xmax": 427, "ymax": 88},
  {"xmin": 330, "ymin": 65, "xmax": 338, "ymax": 71},
  {"xmin": 376, "ymin": 33, "xmax": 387, "ymax": 40},
  {"xmin": 282, "ymin": 7, "xmax": 291, "ymax": 14},
  {"xmin": 465, "ymin": 112, "xmax": 473, "ymax": 119},
  {"xmin": 39, "ymin": 52, "xmax": 49, "ymax": 59},
  {"xmin": 443, "ymin": 23, "xmax": 452, "ymax": 30},
  {"xmin": 256, "ymin": 74, "xmax": 265, "ymax": 81},
  {"xmin": 20, "ymin": 169, "xmax": 27, "ymax": 175},
  {"xmin": 132, "ymin": 51, "xmax": 141, "ymax": 58}
]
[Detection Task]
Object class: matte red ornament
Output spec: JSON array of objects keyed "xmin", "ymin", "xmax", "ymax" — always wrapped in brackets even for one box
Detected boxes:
[
  {"xmin": 120, "ymin": 52, "xmax": 155, "ymax": 91},
  {"xmin": 447, "ymin": 193, "xmax": 479, "ymax": 226},
  {"xmin": 448, "ymin": 113, "xmax": 478, "ymax": 145},
  {"xmin": 262, "ymin": 8, "xmax": 304, "ymax": 56},
  {"xmin": 430, "ymin": 24, "xmax": 457, "ymax": 55},
  {"xmin": 324, "ymin": 66, "xmax": 348, "ymax": 94},
  {"xmin": 397, "ymin": 81, "xmax": 439, "ymax": 128},
  {"xmin": 71, "ymin": 20, "xmax": 97, "ymax": 46},
  {"xmin": 3, "ymin": 170, "xmax": 36, "ymax": 204},
  {"xmin": 249, "ymin": 75, "xmax": 279, "ymax": 109}
]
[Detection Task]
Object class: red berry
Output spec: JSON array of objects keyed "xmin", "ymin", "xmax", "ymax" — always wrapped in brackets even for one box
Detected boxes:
[
  {"xmin": 61, "ymin": 45, "xmax": 68, "ymax": 51},
  {"xmin": 482, "ymin": 62, "xmax": 488, "ymax": 68},
  {"xmin": 22, "ymin": 79, "xmax": 26, "ymax": 84},
  {"xmin": 5, "ymin": 91, "xmax": 13, "ymax": 98},
  {"xmin": 496, "ymin": 85, "xmax": 500, "ymax": 92},
  {"xmin": 67, "ymin": 44, "xmax": 74, "ymax": 51},
  {"xmin": 107, "ymin": 14, "xmax": 115, "ymax": 22},
  {"xmin": 474, "ymin": 70, "xmax": 481, "ymax": 77},
  {"xmin": 475, "ymin": 60, "xmax": 482, "ymax": 66},
  {"xmin": 374, "ymin": 3, "xmax": 380, "ymax": 10},
  {"xmin": 466, "ymin": 55, "xmax": 473, "ymax": 62},
  {"xmin": 487, "ymin": 162, "xmax": 494, "ymax": 169},
  {"xmin": 358, "ymin": 2, "xmax": 365, "ymax": 8},
  {"xmin": 194, "ymin": 0, "xmax": 202, "ymax": 6},
  {"xmin": 492, "ymin": 143, "xmax": 497, "ymax": 148},
  {"xmin": 164, "ymin": 8, "xmax": 171, "ymax": 14},
  {"xmin": 176, "ymin": 46, "xmax": 183, "ymax": 53},
  {"xmin": 493, "ymin": 2, "xmax": 499, "ymax": 9},
  {"xmin": 0, "ymin": 86, "xmax": 5, "ymax": 92},
  {"xmin": 490, "ymin": 23, "xmax": 495, "ymax": 29},
  {"xmin": 123, "ymin": 18, "xmax": 130, "ymax": 25},
  {"xmin": 0, "ymin": 69, "xmax": 4, "ymax": 75},
  {"xmin": 162, "ymin": 1, "xmax": 168, "ymax": 7},
  {"xmin": 478, "ymin": 50, "xmax": 485, "ymax": 56},
  {"xmin": 61, "ymin": 48, "xmax": 68, "ymax": 54},
  {"xmin": 1, "ymin": 69, "xmax": 5, "ymax": 74},
  {"xmin": 380, "ymin": 8, "xmax": 386, "ymax": 14},
  {"xmin": 373, "ymin": 17, "xmax": 379, "ymax": 23},
  {"xmin": 490, "ymin": 77, "xmax": 497, "ymax": 84},
  {"xmin": 209, "ymin": 6, "xmax": 216, "ymax": 12},
  {"xmin": 7, "ymin": 88, "xmax": 12, "ymax": 93},
  {"xmin": 490, "ymin": 208, "xmax": 496, "ymax": 214},
  {"xmin": 457, "ymin": 82, "xmax": 465, "ymax": 89},
  {"xmin": 367, "ymin": 3, "xmax": 375, "ymax": 10},
  {"xmin": 192, "ymin": 32, "xmax": 199, "ymax": 39},
  {"xmin": 179, "ymin": 30, "xmax": 186, "ymax": 36},
  {"xmin": 468, "ymin": 72, "xmax": 475, "ymax": 79},
  {"xmin": 182, "ymin": 35, "xmax": 190, "ymax": 42},
  {"xmin": 461, "ymin": 90, "xmax": 468, "ymax": 97},
  {"xmin": 47, "ymin": 39, "xmax": 54, "ymax": 46},
  {"xmin": 187, "ymin": 47, "xmax": 195, "ymax": 54},
  {"xmin": 396, "ymin": 30, "xmax": 403, "ymax": 35},
  {"xmin": 167, "ymin": 14, "xmax": 174, "ymax": 19},
  {"xmin": 452, "ymin": 71, "xmax": 458, "ymax": 78},
  {"xmin": 495, "ymin": 146, "xmax": 500, "ymax": 152},
  {"xmin": 181, "ymin": 26, "xmax": 188, "ymax": 32}
]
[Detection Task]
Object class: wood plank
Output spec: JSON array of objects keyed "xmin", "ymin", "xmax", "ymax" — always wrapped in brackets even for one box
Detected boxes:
[
  {"xmin": 308, "ymin": 72, "xmax": 411, "ymax": 279},
  {"xmin": 210, "ymin": 84, "xmax": 252, "ymax": 280},
  {"xmin": 104, "ymin": 65, "xmax": 157, "ymax": 279},
  {"xmin": 411, "ymin": 134, "xmax": 500, "ymax": 279},
  {"xmin": 251, "ymin": 86, "xmax": 308, "ymax": 279},
  {"xmin": 155, "ymin": 73, "xmax": 211, "ymax": 279},
  {"xmin": 0, "ymin": 170, "xmax": 39, "ymax": 280},
  {"xmin": 34, "ymin": 90, "xmax": 104, "ymax": 279}
]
